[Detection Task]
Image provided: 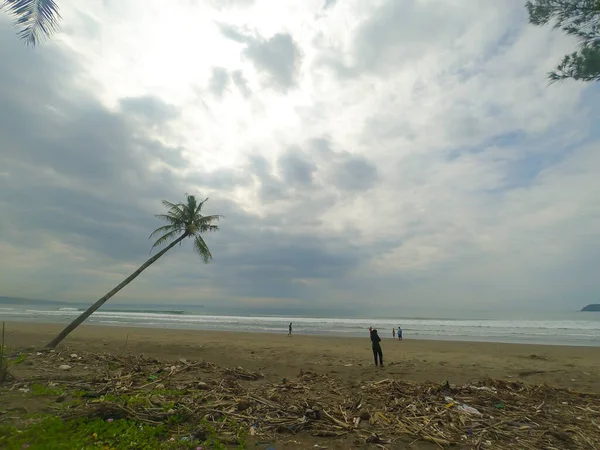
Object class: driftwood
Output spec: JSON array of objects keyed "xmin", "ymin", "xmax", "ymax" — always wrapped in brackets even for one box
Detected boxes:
[{"xmin": 2, "ymin": 348, "xmax": 599, "ymax": 449}]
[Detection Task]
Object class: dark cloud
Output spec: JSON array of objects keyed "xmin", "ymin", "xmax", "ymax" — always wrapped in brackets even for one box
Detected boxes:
[
  {"xmin": 305, "ymin": 138, "xmax": 380, "ymax": 191},
  {"xmin": 218, "ymin": 25, "xmax": 303, "ymax": 92},
  {"xmin": 244, "ymin": 33, "xmax": 302, "ymax": 91},
  {"xmin": 330, "ymin": 156, "xmax": 379, "ymax": 191},
  {"xmin": 246, "ymin": 155, "xmax": 289, "ymax": 203},
  {"xmin": 318, "ymin": 0, "xmax": 460, "ymax": 77},
  {"xmin": 277, "ymin": 148, "xmax": 317, "ymax": 186},
  {"xmin": 207, "ymin": 67, "xmax": 230, "ymax": 97}
]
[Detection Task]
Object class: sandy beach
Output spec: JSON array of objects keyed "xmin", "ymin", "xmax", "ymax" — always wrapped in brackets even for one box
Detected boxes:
[{"xmin": 5, "ymin": 322, "xmax": 600, "ymax": 393}]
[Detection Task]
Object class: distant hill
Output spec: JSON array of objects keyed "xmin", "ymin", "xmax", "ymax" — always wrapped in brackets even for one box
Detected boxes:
[
  {"xmin": 581, "ymin": 304, "xmax": 600, "ymax": 312},
  {"xmin": 0, "ymin": 296, "xmax": 204, "ymax": 312},
  {"xmin": 0, "ymin": 296, "xmax": 70, "ymax": 306}
]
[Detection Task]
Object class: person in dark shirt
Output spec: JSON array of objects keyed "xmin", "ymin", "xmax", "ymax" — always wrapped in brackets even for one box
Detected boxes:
[
  {"xmin": 370, "ymin": 329, "xmax": 383, "ymax": 367},
  {"xmin": 288, "ymin": 322, "xmax": 293, "ymax": 337}
]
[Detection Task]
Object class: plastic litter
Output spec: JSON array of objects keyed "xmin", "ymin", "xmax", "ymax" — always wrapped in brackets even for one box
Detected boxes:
[
  {"xmin": 457, "ymin": 404, "xmax": 481, "ymax": 415},
  {"xmin": 469, "ymin": 385, "xmax": 496, "ymax": 393},
  {"xmin": 444, "ymin": 396, "xmax": 481, "ymax": 415}
]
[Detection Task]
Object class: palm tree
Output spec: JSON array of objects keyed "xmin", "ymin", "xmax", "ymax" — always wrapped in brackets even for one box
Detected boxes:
[
  {"xmin": 2, "ymin": 0, "xmax": 61, "ymax": 46},
  {"xmin": 46, "ymin": 194, "xmax": 222, "ymax": 348}
]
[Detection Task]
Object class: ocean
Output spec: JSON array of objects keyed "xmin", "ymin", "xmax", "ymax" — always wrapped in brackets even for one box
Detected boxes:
[{"xmin": 1, "ymin": 303, "xmax": 599, "ymax": 347}]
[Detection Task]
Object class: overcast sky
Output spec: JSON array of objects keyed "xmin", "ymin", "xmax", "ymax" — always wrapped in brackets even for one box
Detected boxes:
[{"xmin": 1, "ymin": 0, "xmax": 599, "ymax": 314}]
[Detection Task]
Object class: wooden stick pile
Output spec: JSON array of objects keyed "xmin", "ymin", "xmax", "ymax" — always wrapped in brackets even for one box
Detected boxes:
[{"xmin": 4, "ymin": 348, "xmax": 600, "ymax": 449}]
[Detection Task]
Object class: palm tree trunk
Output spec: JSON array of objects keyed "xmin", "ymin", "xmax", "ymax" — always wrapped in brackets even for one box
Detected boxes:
[{"xmin": 46, "ymin": 233, "xmax": 188, "ymax": 348}]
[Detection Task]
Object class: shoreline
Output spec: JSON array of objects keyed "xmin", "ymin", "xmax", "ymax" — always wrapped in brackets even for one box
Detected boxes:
[
  {"xmin": 4, "ymin": 321, "xmax": 600, "ymax": 392},
  {"xmin": 2, "ymin": 316, "xmax": 598, "ymax": 347}
]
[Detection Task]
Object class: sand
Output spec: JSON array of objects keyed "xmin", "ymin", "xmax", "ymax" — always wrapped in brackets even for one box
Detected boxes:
[{"xmin": 5, "ymin": 322, "xmax": 600, "ymax": 393}]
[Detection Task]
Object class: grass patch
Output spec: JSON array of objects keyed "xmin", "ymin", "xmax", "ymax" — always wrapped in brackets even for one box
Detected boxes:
[
  {"xmin": 0, "ymin": 416, "xmax": 216, "ymax": 450},
  {"xmin": 0, "ymin": 415, "xmax": 248, "ymax": 450},
  {"xmin": 31, "ymin": 383, "xmax": 63, "ymax": 396}
]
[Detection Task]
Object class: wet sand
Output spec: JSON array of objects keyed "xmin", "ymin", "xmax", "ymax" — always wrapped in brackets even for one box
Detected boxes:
[{"xmin": 5, "ymin": 322, "xmax": 600, "ymax": 392}]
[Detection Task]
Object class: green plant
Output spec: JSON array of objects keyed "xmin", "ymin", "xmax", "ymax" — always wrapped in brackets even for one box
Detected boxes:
[
  {"xmin": 0, "ymin": 416, "xmax": 202, "ymax": 450},
  {"xmin": 31, "ymin": 383, "xmax": 63, "ymax": 396},
  {"xmin": 526, "ymin": 0, "xmax": 600, "ymax": 83}
]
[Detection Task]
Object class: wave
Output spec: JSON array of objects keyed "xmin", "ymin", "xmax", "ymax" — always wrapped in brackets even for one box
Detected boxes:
[
  {"xmin": 102, "ymin": 309, "xmax": 186, "ymax": 315},
  {"xmin": 58, "ymin": 307, "xmax": 186, "ymax": 315},
  {"xmin": 2, "ymin": 307, "xmax": 599, "ymax": 346}
]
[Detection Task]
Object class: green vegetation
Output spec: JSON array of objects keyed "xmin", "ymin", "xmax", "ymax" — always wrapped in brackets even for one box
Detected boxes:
[
  {"xmin": 0, "ymin": 415, "xmax": 247, "ymax": 449},
  {"xmin": 1, "ymin": 416, "xmax": 191, "ymax": 450},
  {"xmin": 46, "ymin": 194, "xmax": 222, "ymax": 349},
  {"xmin": 31, "ymin": 383, "xmax": 63, "ymax": 396},
  {"xmin": 526, "ymin": 0, "xmax": 600, "ymax": 83}
]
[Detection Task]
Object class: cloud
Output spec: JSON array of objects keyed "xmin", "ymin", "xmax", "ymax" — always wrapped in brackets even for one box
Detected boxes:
[
  {"xmin": 231, "ymin": 70, "xmax": 252, "ymax": 97},
  {"xmin": 218, "ymin": 24, "xmax": 303, "ymax": 92},
  {"xmin": 0, "ymin": 1, "xmax": 599, "ymax": 316},
  {"xmin": 244, "ymin": 33, "xmax": 302, "ymax": 91},
  {"xmin": 119, "ymin": 95, "xmax": 179, "ymax": 123},
  {"xmin": 207, "ymin": 67, "xmax": 230, "ymax": 97},
  {"xmin": 277, "ymin": 148, "xmax": 317, "ymax": 187},
  {"xmin": 323, "ymin": 0, "xmax": 337, "ymax": 10},
  {"xmin": 208, "ymin": 0, "xmax": 255, "ymax": 10}
]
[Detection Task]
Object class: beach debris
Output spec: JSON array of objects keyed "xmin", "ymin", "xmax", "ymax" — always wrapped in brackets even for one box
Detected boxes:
[
  {"xmin": 2, "ymin": 348, "xmax": 600, "ymax": 450},
  {"xmin": 444, "ymin": 396, "xmax": 482, "ymax": 415},
  {"xmin": 468, "ymin": 385, "xmax": 496, "ymax": 393}
]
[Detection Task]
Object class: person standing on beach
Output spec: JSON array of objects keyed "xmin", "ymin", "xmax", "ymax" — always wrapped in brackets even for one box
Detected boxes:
[
  {"xmin": 398, "ymin": 326, "xmax": 403, "ymax": 340},
  {"xmin": 370, "ymin": 329, "xmax": 383, "ymax": 367},
  {"xmin": 288, "ymin": 322, "xmax": 293, "ymax": 337},
  {"xmin": 392, "ymin": 328, "xmax": 396, "ymax": 339}
]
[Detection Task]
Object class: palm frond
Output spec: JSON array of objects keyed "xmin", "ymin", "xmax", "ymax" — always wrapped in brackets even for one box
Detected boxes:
[
  {"xmin": 161, "ymin": 200, "xmax": 183, "ymax": 212},
  {"xmin": 193, "ymin": 235, "xmax": 213, "ymax": 263},
  {"xmin": 150, "ymin": 228, "xmax": 181, "ymax": 251},
  {"xmin": 148, "ymin": 224, "xmax": 177, "ymax": 240},
  {"xmin": 161, "ymin": 200, "xmax": 186, "ymax": 219},
  {"xmin": 154, "ymin": 213, "xmax": 185, "ymax": 226},
  {"xmin": 194, "ymin": 197, "xmax": 209, "ymax": 215},
  {"xmin": 198, "ymin": 214, "xmax": 223, "ymax": 224},
  {"xmin": 2, "ymin": 0, "xmax": 61, "ymax": 46}
]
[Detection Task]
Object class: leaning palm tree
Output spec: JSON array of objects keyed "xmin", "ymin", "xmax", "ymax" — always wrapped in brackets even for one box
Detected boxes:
[
  {"xmin": 2, "ymin": 0, "xmax": 61, "ymax": 46},
  {"xmin": 46, "ymin": 194, "xmax": 222, "ymax": 348}
]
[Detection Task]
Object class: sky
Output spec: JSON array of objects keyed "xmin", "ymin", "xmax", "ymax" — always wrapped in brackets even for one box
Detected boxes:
[{"xmin": 0, "ymin": 0, "xmax": 599, "ymax": 315}]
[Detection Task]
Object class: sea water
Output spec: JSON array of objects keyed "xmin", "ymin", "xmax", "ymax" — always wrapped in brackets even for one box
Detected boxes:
[{"xmin": 1, "ymin": 304, "xmax": 599, "ymax": 347}]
